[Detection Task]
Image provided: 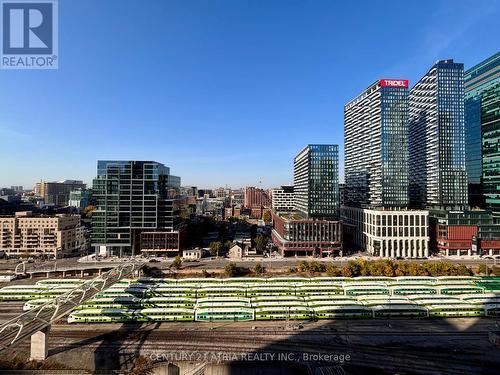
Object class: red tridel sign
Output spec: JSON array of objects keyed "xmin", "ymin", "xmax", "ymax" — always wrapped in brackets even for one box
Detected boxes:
[{"xmin": 379, "ymin": 79, "xmax": 408, "ymax": 88}]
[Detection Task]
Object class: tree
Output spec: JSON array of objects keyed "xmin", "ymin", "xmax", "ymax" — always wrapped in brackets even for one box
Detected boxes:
[
  {"xmin": 341, "ymin": 265, "xmax": 354, "ymax": 277},
  {"xmin": 476, "ymin": 264, "xmax": 488, "ymax": 275},
  {"xmin": 326, "ymin": 264, "xmax": 342, "ymax": 276},
  {"xmin": 254, "ymin": 235, "xmax": 268, "ymax": 253},
  {"xmin": 225, "ymin": 262, "xmax": 237, "ymax": 277},
  {"xmin": 309, "ymin": 261, "xmax": 326, "ymax": 273},
  {"xmin": 83, "ymin": 205, "xmax": 96, "ymax": 218},
  {"xmin": 209, "ymin": 241, "xmax": 222, "ymax": 257},
  {"xmin": 254, "ymin": 263, "xmax": 265, "ymax": 275},
  {"xmin": 298, "ymin": 260, "xmax": 310, "ymax": 273},
  {"xmin": 171, "ymin": 256, "xmax": 182, "ymax": 270},
  {"xmin": 262, "ymin": 211, "xmax": 272, "ymax": 222}
]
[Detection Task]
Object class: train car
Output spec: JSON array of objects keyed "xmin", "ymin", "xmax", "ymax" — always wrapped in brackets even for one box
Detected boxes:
[
  {"xmin": 0, "ymin": 285, "xmax": 47, "ymax": 300},
  {"xmin": 246, "ymin": 286, "xmax": 295, "ymax": 297},
  {"xmin": 438, "ymin": 285, "xmax": 484, "ymax": 295},
  {"xmin": 412, "ymin": 298, "xmax": 463, "ymax": 306},
  {"xmin": 485, "ymin": 304, "xmax": 500, "ymax": 317},
  {"xmin": 254, "ymin": 306, "xmax": 312, "ymax": 320},
  {"xmin": 303, "ymin": 295, "xmax": 352, "ymax": 302},
  {"xmin": 137, "ymin": 308, "xmax": 194, "ymax": 322},
  {"xmin": 266, "ymin": 277, "xmax": 310, "ymax": 284},
  {"xmin": 178, "ymin": 278, "xmax": 231, "ymax": 285},
  {"xmin": 67, "ymin": 308, "xmax": 137, "ymax": 323},
  {"xmin": 138, "ymin": 278, "xmax": 176, "ymax": 285},
  {"xmin": 107, "ymin": 283, "xmax": 150, "ymax": 290},
  {"xmin": 23, "ymin": 298, "xmax": 55, "ymax": 311},
  {"xmin": 427, "ymin": 303, "xmax": 485, "ymax": 317},
  {"xmin": 391, "ymin": 286, "xmax": 438, "ymax": 296},
  {"xmin": 312, "ymin": 305, "xmax": 372, "ymax": 319},
  {"xmin": 435, "ymin": 276, "xmax": 479, "ymax": 283},
  {"xmin": 458, "ymin": 294, "xmax": 500, "ymax": 306},
  {"xmin": 310, "ymin": 277, "xmax": 351, "ymax": 284},
  {"xmin": 394, "ymin": 276, "xmax": 436, "ymax": 284},
  {"xmin": 295, "ymin": 285, "xmax": 344, "ymax": 296},
  {"xmin": 251, "ymin": 295, "xmax": 304, "ymax": 303},
  {"xmin": 372, "ymin": 304, "xmax": 428, "ymax": 318},
  {"xmin": 358, "ymin": 298, "xmax": 411, "ymax": 307},
  {"xmin": 142, "ymin": 297, "xmax": 196, "ymax": 309},
  {"xmin": 195, "ymin": 307, "xmax": 254, "ymax": 322},
  {"xmin": 112, "ymin": 278, "xmax": 139, "ymax": 285},
  {"xmin": 152, "ymin": 287, "xmax": 197, "ymax": 298},
  {"xmin": 196, "ymin": 297, "xmax": 252, "ymax": 308},
  {"xmin": 36, "ymin": 279, "xmax": 84, "ymax": 287},
  {"xmin": 475, "ymin": 280, "xmax": 500, "ymax": 292},
  {"xmin": 344, "ymin": 285, "xmax": 390, "ymax": 297},
  {"xmin": 352, "ymin": 277, "xmax": 393, "ymax": 283},
  {"xmin": 41, "ymin": 286, "xmax": 76, "ymax": 297},
  {"xmin": 306, "ymin": 300, "xmax": 361, "ymax": 308},
  {"xmin": 94, "ymin": 286, "xmax": 150, "ymax": 298},
  {"xmin": 252, "ymin": 301, "xmax": 308, "ymax": 309},
  {"xmin": 223, "ymin": 277, "xmax": 266, "ymax": 284},
  {"xmin": 196, "ymin": 287, "xmax": 247, "ymax": 298},
  {"xmin": 407, "ymin": 294, "xmax": 459, "ymax": 301},
  {"xmin": 77, "ymin": 296, "xmax": 143, "ymax": 310}
]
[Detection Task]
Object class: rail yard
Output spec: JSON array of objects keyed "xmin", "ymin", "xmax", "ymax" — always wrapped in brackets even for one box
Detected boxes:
[
  {"xmin": 1, "ymin": 276, "xmax": 500, "ymax": 323},
  {"xmin": 1, "ymin": 276, "xmax": 500, "ymax": 374}
]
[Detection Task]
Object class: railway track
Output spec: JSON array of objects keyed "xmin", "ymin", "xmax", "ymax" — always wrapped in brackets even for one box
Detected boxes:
[{"xmin": 3, "ymin": 322, "xmax": 498, "ymax": 375}]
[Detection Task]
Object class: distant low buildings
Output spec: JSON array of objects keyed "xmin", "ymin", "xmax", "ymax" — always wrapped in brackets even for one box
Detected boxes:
[
  {"xmin": 0, "ymin": 211, "xmax": 87, "ymax": 258},
  {"xmin": 182, "ymin": 248, "xmax": 206, "ymax": 260},
  {"xmin": 244, "ymin": 186, "xmax": 270, "ymax": 219},
  {"xmin": 35, "ymin": 179, "xmax": 86, "ymax": 207},
  {"xmin": 68, "ymin": 188, "xmax": 92, "ymax": 211}
]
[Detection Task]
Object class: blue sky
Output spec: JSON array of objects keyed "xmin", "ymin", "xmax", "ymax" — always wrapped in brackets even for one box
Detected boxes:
[{"xmin": 0, "ymin": 0, "xmax": 499, "ymax": 189}]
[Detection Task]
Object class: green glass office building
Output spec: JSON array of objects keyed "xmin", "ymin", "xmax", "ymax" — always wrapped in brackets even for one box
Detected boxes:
[
  {"xmin": 91, "ymin": 160, "xmax": 184, "ymax": 256},
  {"xmin": 465, "ymin": 52, "xmax": 500, "ymax": 219}
]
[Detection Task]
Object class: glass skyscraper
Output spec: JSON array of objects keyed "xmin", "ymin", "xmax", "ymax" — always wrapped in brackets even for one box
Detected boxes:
[
  {"xmin": 409, "ymin": 60, "xmax": 467, "ymax": 209},
  {"xmin": 91, "ymin": 160, "xmax": 183, "ymax": 256},
  {"xmin": 293, "ymin": 144, "xmax": 339, "ymax": 218},
  {"xmin": 465, "ymin": 52, "xmax": 500, "ymax": 217},
  {"xmin": 344, "ymin": 79, "xmax": 409, "ymax": 208}
]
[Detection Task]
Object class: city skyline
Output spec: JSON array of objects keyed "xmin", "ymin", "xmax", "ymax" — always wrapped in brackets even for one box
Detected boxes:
[{"xmin": 1, "ymin": 1, "xmax": 499, "ymax": 189}]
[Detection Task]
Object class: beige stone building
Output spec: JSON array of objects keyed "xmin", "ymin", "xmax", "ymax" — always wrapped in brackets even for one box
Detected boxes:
[{"xmin": 0, "ymin": 212, "xmax": 85, "ymax": 257}]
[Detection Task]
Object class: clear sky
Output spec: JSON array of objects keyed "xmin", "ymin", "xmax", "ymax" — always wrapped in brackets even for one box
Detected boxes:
[{"xmin": 0, "ymin": 0, "xmax": 499, "ymax": 190}]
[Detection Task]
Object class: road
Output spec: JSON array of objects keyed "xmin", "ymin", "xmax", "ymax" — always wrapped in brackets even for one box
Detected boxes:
[{"xmin": 1, "ymin": 254, "xmax": 497, "ymax": 274}]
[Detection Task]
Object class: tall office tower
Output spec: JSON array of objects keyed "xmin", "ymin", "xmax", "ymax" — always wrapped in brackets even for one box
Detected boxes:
[
  {"xmin": 272, "ymin": 145, "xmax": 342, "ymax": 257},
  {"xmin": 409, "ymin": 59, "xmax": 467, "ymax": 209},
  {"xmin": 91, "ymin": 161, "xmax": 185, "ymax": 257},
  {"xmin": 294, "ymin": 144, "xmax": 339, "ymax": 218},
  {"xmin": 465, "ymin": 52, "xmax": 500, "ymax": 216},
  {"xmin": 344, "ymin": 79, "xmax": 409, "ymax": 208},
  {"xmin": 342, "ymin": 79, "xmax": 429, "ymax": 258}
]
